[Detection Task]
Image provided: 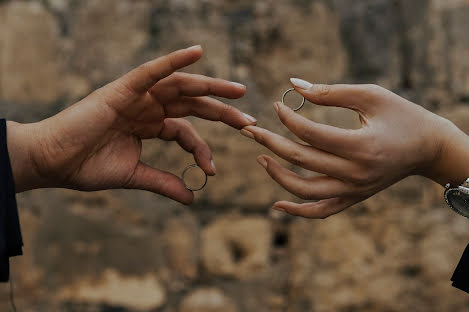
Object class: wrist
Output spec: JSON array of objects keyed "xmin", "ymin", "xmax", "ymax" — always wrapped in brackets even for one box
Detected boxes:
[
  {"xmin": 424, "ymin": 116, "xmax": 469, "ymax": 186},
  {"xmin": 6, "ymin": 121, "xmax": 45, "ymax": 192}
]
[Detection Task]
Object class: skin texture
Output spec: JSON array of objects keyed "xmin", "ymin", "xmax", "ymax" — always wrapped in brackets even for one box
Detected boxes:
[
  {"xmin": 241, "ymin": 79, "xmax": 469, "ymax": 219},
  {"xmin": 6, "ymin": 46, "xmax": 257, "ymax": 205}
]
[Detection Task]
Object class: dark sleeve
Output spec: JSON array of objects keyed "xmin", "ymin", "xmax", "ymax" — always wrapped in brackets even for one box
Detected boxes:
[
  {"xmin": 452, "ymin": 244, "xmax": 469, "ymax": 293},
  {"xmin": 0, "ymin": 119, "xmax": 23, "ymax": 282}
]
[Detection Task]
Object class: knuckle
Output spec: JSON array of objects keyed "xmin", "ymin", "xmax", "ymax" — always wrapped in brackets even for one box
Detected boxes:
[
  {"xmin": 220, "ymin": 104, "xmax": 236, "ymax": 120},
  {"xmin": 171, "ymin": 72, "xmax": 184, "ymax": 84},
  {"xmin": 362, "ymin": 84, "xmax": 384, "ymax": 96},
  {"xmin": 195, "ymin": 146, "xmax": 211, "ymax": 159},
  {"xmin": 288, "ymin": 149, "xmax": 305, "ymax": 167},
  {"xmin": 298, "ymin": 190, "xmax": 312, "ymax": 201},
  {"xmin": 355, "ymin": 137, "xmax": 384, "ymax": 162},
  {"xmin": 349, "ymin": 170, "xmax": 375, "ymax": 185},
  {"xmin": 302, "ymin": 128, "xmax": 315, "ymax": 144},
  {"xmin": 137, "ymin": 62, "xmax": 150, "ymax": 73},
  {"xmin": 178, "ymin": 118, "xmax": 192, "ymax": 128},
  {"xmin": 312, "ymin": 84, "xmax": 331, "ymax": 96},
  {"xmin": 253, "ymin": 132, "xmax": 264, "ymax": 144}
]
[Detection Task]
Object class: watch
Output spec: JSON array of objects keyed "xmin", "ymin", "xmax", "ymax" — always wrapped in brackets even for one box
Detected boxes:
[{"xmin": 445, "ymin": 178, "xmax": 469, "ymax": 218}]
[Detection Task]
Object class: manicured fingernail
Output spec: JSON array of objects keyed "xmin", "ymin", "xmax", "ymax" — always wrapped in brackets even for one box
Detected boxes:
[
  {"xmin": 211, "ymin": 160, "xmax": 216, "ymax": 174},
  {"xmin": 256, "ymin": 156, "xmax": 267, "ymax": 169},
  {"xmin": 290, "ymin": 78, "xmax": 312, "ymax": 90},
  {"xmin": 243, "ymin": 113, "xmax": 257, "ymax": 124},
  {"xmin": 240, "ymin": 128, "xmax": 255, "ymax": 139},
  {"xmin": 231, "ymin": 82, "xmax": 246, "ymax": 89},
  {"xmin": 273, "ymin": 102, "xmax": 281, "ymax": 113},
  {"xmin": 272, "ymin": 206, "xmax": 286, "ymax": 212},
  {"xmin": 187, "ymin": 45, "xmax": 202, "ymax": 51}
]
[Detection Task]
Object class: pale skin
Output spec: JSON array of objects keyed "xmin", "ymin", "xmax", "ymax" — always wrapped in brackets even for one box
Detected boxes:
[
  {"xmin": 241, "ymin": 78, "xmax": 469, "ymax": 219},
  {"xmin": 6, "ymin": 45, "xmax": 257, "ymax": 205}
]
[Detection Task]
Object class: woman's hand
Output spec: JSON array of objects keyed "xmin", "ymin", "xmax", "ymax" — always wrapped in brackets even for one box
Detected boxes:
[
  {"xmin": 7, "ymin": 45, "xmax": 257, "ymax": 204},
  {"xmin": 241, "ymin": 78, "xmax": 468, "ymax": 218}
]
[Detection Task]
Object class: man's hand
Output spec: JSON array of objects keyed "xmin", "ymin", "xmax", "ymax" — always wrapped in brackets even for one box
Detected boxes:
[{"xmin": 7, "ymin": 45, "xmax": 257, "ymax": 204}]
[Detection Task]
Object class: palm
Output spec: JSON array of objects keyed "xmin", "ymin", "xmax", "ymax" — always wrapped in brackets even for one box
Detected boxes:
[{"xmin": 67, "ymin": 83, "xmax": 179, "ymax": 190}]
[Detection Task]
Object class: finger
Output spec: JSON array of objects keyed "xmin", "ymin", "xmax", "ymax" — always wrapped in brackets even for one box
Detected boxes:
[
  {"xmin": 159, "ymin": 118, "xmax": 216, "ymax": 176},
  {"xmin": 166, "ymin": 96, "xmax": 257, "ymax": 130},
  {"xmin": 273, "ymin": 196, "xmax": 364, "ymax": 219},
  {"xmin": 274, "ymin": 101, "xmax": 363, "ymax": 157},
  {"xmin": 289, "ymin": 78, "xmax": 379, "ymax": 113},
  {"xmin": 119, "ymin": 45, "xmax": 204, "ymax": 94},
  {"xmin": 125, "ymin": 161, "xmax": 194, "ymax": 205},
  {"xmin": 241, "ymin": 126, "xmax": 358, "ymax": 180},
  {"xmin": 153, "ymin": 72, "xmax": 246, "ymax": 100},
  {"xmin": 257, "ymin": 155, "xmax": 354, "ymax": 200}
]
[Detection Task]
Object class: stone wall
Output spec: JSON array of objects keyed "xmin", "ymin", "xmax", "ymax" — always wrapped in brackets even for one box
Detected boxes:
[{"xmin": 1, "ymin": 0, "xmax": 469, "ymax": 311}]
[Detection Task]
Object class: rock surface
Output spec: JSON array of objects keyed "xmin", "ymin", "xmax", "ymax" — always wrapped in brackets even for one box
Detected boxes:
[
  {"xmin": 201, "ymin": 214, "xmax": 271, "ymax": 279},
  {"xmin": 1, "ymin": 0, "xmax": 469, "ymax": 311},
  {"xmin": 179, "ymin": 288, "xmax": 238, "ymax": 312}
]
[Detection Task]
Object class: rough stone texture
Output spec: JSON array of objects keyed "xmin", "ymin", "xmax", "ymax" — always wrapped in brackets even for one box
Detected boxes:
[
  {"xmin": 1, "ymin": 0, "xmax": 469, "ymax": 311},
  {"xmin": 179, "ymin": 288, "xmax": 238, "ymax": 312},
  {"xmin": 58, "ymin": 269, "xmax": 166, "ymax": 310},
  {"xmin": 0, "ymin": 2, "xmax": 63, "ymax": 104},
  {"xmin": 163, "ymin": 213, "xmax": 199, "ymax": 280},
  {"xmin": 201, "ymin": 214, "xmax": 271, "ymax": 279}
]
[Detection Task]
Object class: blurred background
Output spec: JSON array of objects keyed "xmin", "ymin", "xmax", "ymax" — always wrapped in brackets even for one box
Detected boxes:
[{"xmin": 1, "ymin": 0, "xmax": 469, "ymax": 311}]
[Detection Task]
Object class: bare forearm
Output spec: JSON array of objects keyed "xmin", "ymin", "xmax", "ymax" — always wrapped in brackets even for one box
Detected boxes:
[{"xmin": 426, "ymin": 118, "xmax": 469, "ymax": 186}]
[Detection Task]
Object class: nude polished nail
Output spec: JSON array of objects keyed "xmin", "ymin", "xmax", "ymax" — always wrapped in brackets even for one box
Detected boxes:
[
  {"xmin": 231, "ymin": 82, "xmax": 246, "ymax": 89},
  {"xmin": 290, "ymin": 78, "xmax": 313, "ymax": 90},
  {"xmin": 211, "ymin": 160, "xmax": 217, "ymax": 174},
  {"xmin": 272, "ymin": 206, "xmax": 286, "ymax": 212},
  {"xmin": 243, "ymin": 113, "xmax": 257, "ymax": 123},
  {"xmin": 273, "ymin": 102, "xmax": 281, "ymax": 113},
  {"xmin": 256, "ymin": 156, "xmax": 268, "ymax": 168},
  {"xmin": 240, "ymin": 128, "xmax": 255, "ymax": 139},
  {"xmin": 187, "ymin": 44, "xmax": 202, "ymax": 51}
]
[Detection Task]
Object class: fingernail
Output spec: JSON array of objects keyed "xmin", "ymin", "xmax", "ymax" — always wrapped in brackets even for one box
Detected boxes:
[
  {"xmin": 187, "ymin": 44, "xmax": 202, "ymax": 51},
  {"xmin": 272, "ymin": 206, "xmax": 286, "ymax": 212},
  {"xmin": 290, "ymin": 78, "xmax": 312, "ymax": 90},
  {"xmin": 273, "ymin": 102, "xmax": 281, "ymax": 113},
  {"xmin": 240, "ymin": 128, "xmax": 255, "ymax": 139},
  {"xmin": 243, "ymin": 113, "xmax": 257, "ymax": 124},
  {"xmin": 231, "ymin": 81, "xmax": 246, "ymax": 89},
  {"xmin": 211, "ymin": 160, "xmax": 217, "ymax": 174},
  {"xmin": 256, "ymin": 156, "xmax": 267, "ymax": 169}
]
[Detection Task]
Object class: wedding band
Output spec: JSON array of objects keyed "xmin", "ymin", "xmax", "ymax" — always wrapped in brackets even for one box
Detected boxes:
[
  {"xmin": 182, "ymin": 164, "xmax": 208, "ymax": 191},
  {"xmin": 282, "ymin": 88, "xmax": 305, "ymax": 111}
]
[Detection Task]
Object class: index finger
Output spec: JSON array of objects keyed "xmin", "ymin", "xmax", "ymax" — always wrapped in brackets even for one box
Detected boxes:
[
  {"xmin": 274, "ymin": 101, "xmax": 363, "ymax": 157},
  {"xmin": 167, "ymin": 96, "xmax": 257, "ymax": 130},
  {"xmin": 119, "ymin": 45, "xmax": 204, "ymax": 94}
]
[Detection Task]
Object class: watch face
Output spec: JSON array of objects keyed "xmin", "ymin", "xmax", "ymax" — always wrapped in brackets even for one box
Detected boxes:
[{"xmin": 445, "ymin": 188, "xmax": 469, "ymax": 218}]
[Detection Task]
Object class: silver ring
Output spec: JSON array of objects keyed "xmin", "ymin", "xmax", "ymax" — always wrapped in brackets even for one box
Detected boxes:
[
  {"xmin": 282, "ymin": 88, "xmax": 305, "ymax": 112},
  {"xmin": 182, "ymin": 164, "xmax": 208, "ymax": 191}
]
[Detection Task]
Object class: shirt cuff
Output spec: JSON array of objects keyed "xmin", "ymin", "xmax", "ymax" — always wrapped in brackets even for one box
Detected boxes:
[{"xmin": 0, "ymin": 119, "xmax": 23, "ymax": 282}]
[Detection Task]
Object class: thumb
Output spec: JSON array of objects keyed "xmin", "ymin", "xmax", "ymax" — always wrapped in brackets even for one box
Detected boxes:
[
  {"xmin": 289, "ymin": 78, "xmax": 369, "ymax": 112},
  {"xmin": 125, "ymin": 161, "xmax": 194, "ymax": 205}
]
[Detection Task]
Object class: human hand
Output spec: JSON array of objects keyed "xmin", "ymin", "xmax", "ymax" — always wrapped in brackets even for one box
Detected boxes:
[
  {"xmin": 240, "ymin": 79, "xmax": 465, "ymax": 218},
  {"xmin": 7, "ymin": 46, "xmax": 256, "ymax": 204}
]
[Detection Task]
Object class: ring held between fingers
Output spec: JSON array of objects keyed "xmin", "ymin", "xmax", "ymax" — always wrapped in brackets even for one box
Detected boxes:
[{"xmin": 159, "ymin": 118, "xmax": 215, "ymax": 176}]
